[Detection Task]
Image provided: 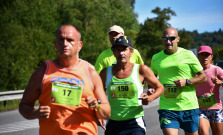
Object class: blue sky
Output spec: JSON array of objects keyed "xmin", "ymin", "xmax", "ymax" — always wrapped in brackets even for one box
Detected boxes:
[{"xmin": 134, "ymin": 0, "xmax": 223, "ymax": 33}]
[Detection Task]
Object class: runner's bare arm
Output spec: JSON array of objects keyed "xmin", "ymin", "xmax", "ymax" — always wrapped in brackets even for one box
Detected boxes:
[
  {"xmin": 139, "ymin": 65, "xmax": 164, "ymax": 103},
  {"xmin": 174, "ymin": 70, "xmax": 207, "ymax": 87},
  {"xmin": 19, "ymin": 66, "xmax": 51, "ymax": 120},
  {"xmin": 190, "ymin": 70, "xmax": 207, "ymax": 85},
  {"xmin": 88, "ymin": 67, "xmax": 111, "ymax": 119},
  {"xmin": 99, "ymin": 68, "xmax": 107, "ymax": 89}
]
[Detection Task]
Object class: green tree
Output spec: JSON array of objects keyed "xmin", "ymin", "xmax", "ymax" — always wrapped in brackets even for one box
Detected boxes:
[
  {"xmin": 0, "ymin": 0, "xmax": 59, "ymax": 91},
  {"xmin": 190, "ymin": 29, "xmax": 223, "ymax": 63},
  {"xmin": 67, "ymin": 0, "xmax": 139, "ymax": 63},
  {"xmin": 135, "ymin": 7, "xmax": 176, "ymax": 65},
  {"xmin": 178, "ymin": 29, "xmax": 194, "ymax": 49},
  {"xmin": 0, "ymin": 0, "xmax": 139, "ymax": 91}
]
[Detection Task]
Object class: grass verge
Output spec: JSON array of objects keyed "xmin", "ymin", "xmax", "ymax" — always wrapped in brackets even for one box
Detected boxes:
[
  {"xmin": 0, "ymin": 100, "xmax": 39, "ymax": 112},
  {"xmin": 0, "ymin": 99, "xmax": 21, "ymax": 112}
]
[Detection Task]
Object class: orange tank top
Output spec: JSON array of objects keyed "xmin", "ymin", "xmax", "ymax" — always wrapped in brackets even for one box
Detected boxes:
[{"xmin": 39, "ymin": 60, "xmax": 98, "ymax": 135}]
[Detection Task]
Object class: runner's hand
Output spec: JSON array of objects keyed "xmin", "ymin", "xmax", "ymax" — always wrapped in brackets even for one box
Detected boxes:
[
  {"xmin": 174, "ymin": 79, "xmax": 186, "ymax": 87},
  {"xmin": 211, "ymin": 77, "xmax": 221, "ymax": 85},
  {"xmin": 147, "ymin": 88, "xmax": 155, "ymax": 95},
  {"xmin": 98, "ymin": 119, "xmax": 107, "ymax": 130},
  {"xmin": 86, "ymin": 96, "xmax": 98, "ymax": 109},
  {"xmin": 37, "ymin": 106, "xmax": 50, "ymax": 120},
  {"xmin": 139, "ymin": 93, "xmax": 150, "ymax": 105}
]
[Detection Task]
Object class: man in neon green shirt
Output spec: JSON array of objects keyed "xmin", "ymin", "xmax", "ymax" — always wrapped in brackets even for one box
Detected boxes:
[
  {"xmin": 150, "ymin": 27, "xmax": 207, "ymax": 135},
  {"xmin": 94, "ymin": 25, "xmax": 144, "ymax": 73}
]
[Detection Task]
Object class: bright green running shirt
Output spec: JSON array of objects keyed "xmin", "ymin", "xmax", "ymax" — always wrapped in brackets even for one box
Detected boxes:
[
  {"xmin": 94, "ymin": 48, "xmax": 144, "ymax": 73},
  {"xmin": 151, "ymin": 47, "xmax": 203, "ymax": 111},
  {"xmin": 105, "ymin": 64, "xmax": 144, "ymax": 121}
]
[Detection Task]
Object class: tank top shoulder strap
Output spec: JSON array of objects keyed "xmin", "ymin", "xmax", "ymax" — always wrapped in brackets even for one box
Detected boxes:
[
  {"xmin": 106, "ymin": 66, "xmax": 112, "ymax": 88},
  {"xmin": 83, "ymin": 60, "xmax": 93, "ymax": 89},
  {"xmin": 131, "ymin": 64, "xmax": 143, "ymax": 88},
  {"xmin": 131, "ymin": 64, "xmax": 139, "ymax": 78}
]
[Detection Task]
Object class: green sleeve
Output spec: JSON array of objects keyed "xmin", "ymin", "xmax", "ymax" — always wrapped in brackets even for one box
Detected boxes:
[
  {"xmin": 94, "ymin": 48, "xmax": 114, "ymax": 73},
  {"xmin": 94, "ymin": 53, "xmax": 106, "ymax": 73},
  {"xmin": 188, "ymin": 51, "xmax": 203, "ymax": 73},
  {"xmin": 150, "ymin": 55, "xmax": 157, "ymax": 75},
  {"xmin": 132, "ymin": 49, "xmax": 144, "ymax": 65}
]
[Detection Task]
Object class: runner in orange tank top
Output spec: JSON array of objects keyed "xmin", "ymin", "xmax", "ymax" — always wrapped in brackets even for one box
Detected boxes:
[{"xmin": 19, "ymin": 24, "xmax": 111, "ymax": 135}]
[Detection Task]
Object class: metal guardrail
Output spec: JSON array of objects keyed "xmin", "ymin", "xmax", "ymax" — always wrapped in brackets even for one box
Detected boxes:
[
  {"xmin": 0, "ymin": 90, "xmax": 24, "ymax": 102},
  {"xmin": 0, "ymin": 90, "xmax": 24, "ymax": 107}
]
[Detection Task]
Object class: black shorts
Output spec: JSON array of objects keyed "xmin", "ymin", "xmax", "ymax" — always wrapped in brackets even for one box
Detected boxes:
[{"xmin": 105, "ymin": 117, "xmax": 146, "ymax": 135}]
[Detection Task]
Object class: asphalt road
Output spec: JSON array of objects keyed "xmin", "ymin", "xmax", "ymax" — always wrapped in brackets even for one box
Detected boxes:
[{"xmin": 0, "ymin": 87, "xmax": 222, "ymax": 135}]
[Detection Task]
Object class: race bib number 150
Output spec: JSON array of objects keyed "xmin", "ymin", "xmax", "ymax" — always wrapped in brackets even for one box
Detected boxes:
[{"xmin": 110, "ymin": 82, "xmax": 135, "ymax": 98}]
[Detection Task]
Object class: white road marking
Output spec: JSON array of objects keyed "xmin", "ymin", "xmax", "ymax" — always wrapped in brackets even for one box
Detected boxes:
[{"xmin": 0, "ymin": 119, "xmax": 39, "ymax": 134}]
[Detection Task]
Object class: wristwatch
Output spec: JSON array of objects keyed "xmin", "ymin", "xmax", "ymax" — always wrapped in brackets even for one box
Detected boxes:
[{"xmin": 186, "ymin": 79, "xmax": 191, "ymax": 86}]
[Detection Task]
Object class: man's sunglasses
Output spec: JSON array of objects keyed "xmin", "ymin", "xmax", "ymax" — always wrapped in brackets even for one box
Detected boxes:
[{"xmin": 162, "ymin": 36, "xmax": 177, "ymax": 41}]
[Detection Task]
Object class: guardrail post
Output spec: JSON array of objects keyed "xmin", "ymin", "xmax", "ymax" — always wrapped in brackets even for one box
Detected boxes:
[{"xmin": 4, "ymin": 101, "xmax": 7, "ymax": 107}]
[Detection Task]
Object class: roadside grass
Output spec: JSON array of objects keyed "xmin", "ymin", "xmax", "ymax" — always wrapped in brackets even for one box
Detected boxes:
[
  {"xmin": 0, "ymin": 100, "xmax": 39, "ymax": 112},
  {"xmin": 0, "ymin": 99, "xmax": 21, "ymax": 112}
]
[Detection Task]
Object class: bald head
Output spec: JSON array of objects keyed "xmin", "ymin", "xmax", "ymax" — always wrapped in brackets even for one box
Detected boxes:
[
  {"xmin": 162, "ymin": 27, "xmax": 180, "ymax": 54},
  {"xmin": 56, "ymin": 24, "xmax": 81, "ymax": 41},
  {"xmin": 163, "ymin": 27, "xmax": 178, "ymax": 37}
]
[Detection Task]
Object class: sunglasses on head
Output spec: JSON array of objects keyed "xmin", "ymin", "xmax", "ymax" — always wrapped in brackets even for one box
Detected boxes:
[{"xmin": 162, "ymin": 36, "xmax": 177, "ymax": 41}]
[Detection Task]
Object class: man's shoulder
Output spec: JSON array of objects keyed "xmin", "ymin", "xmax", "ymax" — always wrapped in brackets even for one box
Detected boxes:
[
  {"xmin": 94, "ymin": 48, "xmax": 116, "ymax": 73},
  {"xmin": 152, "ymin": 50, "xmax": 164, "ymax": 59},
  {"xmin": 81, "ymin": 59, "xmax": 95, "ymax": 69},
  {"xmin": 97, "ymin": 48, "xmax": 113, "ymax": 59},
  {"xmin": 130, "ymin": 48, "xmax": 144, "ymax": 64},
  {"xmin": 133, "ymin": 48, "xmax": 139, "ymax": 52},
  {"xmin": 177, "ymin": 47, "xmax": 197, "ymax": 59},
  {"xmin": 178, "ymin": 47, "xmax": 192, "ymax": 54},
  {"xmin": 132, "ymin": 48, "xmax": 141, "ymax": 55},
  {"xmin": 101, "ymin": 48, "xmax": 112, "ymax": 54},
  {"xmin": 150, "ymin": 51, "xmax": 165, "ymax": 65}
]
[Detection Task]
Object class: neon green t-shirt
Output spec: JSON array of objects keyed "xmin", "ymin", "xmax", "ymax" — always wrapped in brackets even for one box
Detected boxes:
[
  {"xmin": 94, "ymin": 48, "xmax": 144, "ymax": 73},
  {"xmin": 151, "ymin": 47, "xmax": 203, "ymax": 111}
]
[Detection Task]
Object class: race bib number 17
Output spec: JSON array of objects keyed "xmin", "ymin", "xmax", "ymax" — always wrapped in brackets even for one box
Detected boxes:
[{"xmin": 51, "ymin": 83, "xmax": 82, "ymax": 106}]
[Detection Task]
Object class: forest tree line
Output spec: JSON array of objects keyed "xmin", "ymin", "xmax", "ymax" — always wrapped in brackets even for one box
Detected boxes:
[{"xmin": 0, "ymin": 0, "xmax": 223, "ymax": 91}]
